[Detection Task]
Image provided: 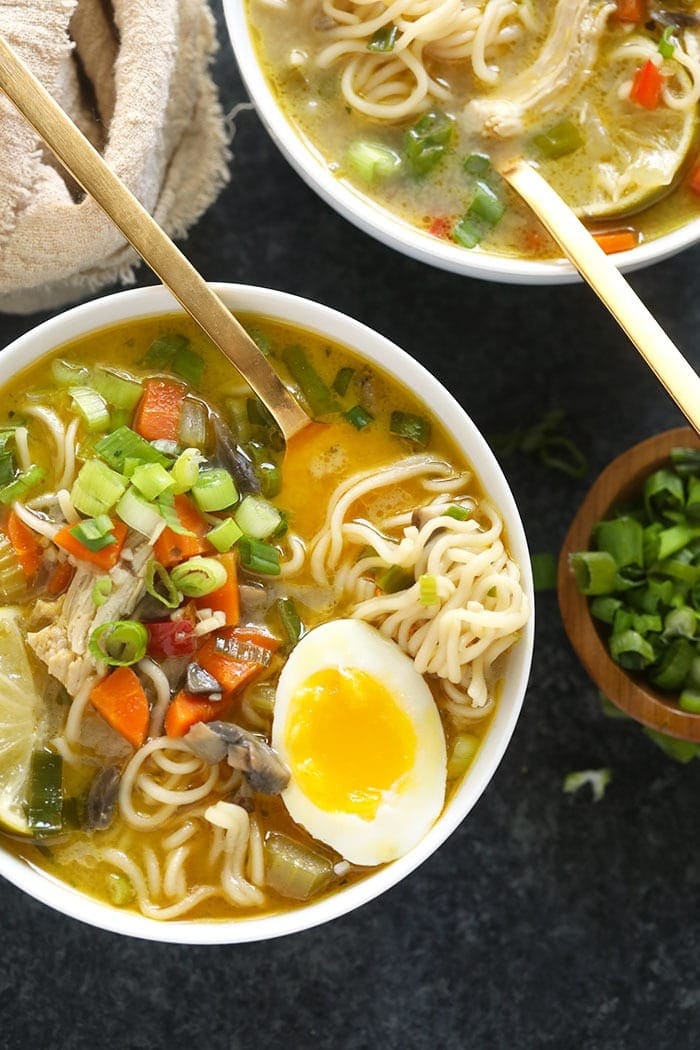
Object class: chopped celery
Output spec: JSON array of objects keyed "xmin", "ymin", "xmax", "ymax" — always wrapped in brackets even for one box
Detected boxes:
[
  {"xmin": 192, "ymin": 468, "xmax": 238, "ymax": 513},
  {"xmin": 51, "ymin": 358, "xmax": 89, "ymax": 387},
  {"xmin": 69, "ymin": 387, "xmax": 110, "ymax": 432},
  {"xmin": 95, "ymin": 426, "xmax": 169, "ymax": 472},
  {"xmin": 69, "ymin": 515, "xmax": 116, "ymax": 552},
  {"xmin": 170, "ymin": 448, "xmax": 203, "ymax": 494},
  {"xmin": 346, "ymin": 140, "xmax": 402, "ymax": 184},
  {"xmin": 234, "ymin": 495, "xmax": 282, "ymax": 540},
  {"xmin": 206, "ymin": 517, "xmax": 243, "ymax": 553},
  {"xmin": 130, "ymin": 462, "xmax": 175, "ymax": 501},
  {"xmin": 71, "ymin": 460, "xmax": 126, "ymax": 517},
  {"xmin": 0, "ymin": 464, "xmax": 45, "ymax": 505},
  {"xmin": 92, "ymin": 368, "xmax": 143, "ymax": 411},
  {"xmin": 115, "ymin": 487, "xmax": 164, "ymax": 538},
  {"xmin": 447, "ymin": 733, "xmax": 479, "ymax": 779},
  {"xmin": 264, "ymin": 832, "xmax": 334, "ymax": 900}
]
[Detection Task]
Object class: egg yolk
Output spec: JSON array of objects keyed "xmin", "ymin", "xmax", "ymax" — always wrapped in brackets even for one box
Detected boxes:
[{"xmin": 285, "ymin": 666, "xmax": 417, "ymax": 820}]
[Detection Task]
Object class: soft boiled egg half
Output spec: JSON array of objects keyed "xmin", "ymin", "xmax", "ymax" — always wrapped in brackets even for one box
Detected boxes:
[{"xmin": 272, "ymin": 619, "xmax": 447, "ymax": 867}]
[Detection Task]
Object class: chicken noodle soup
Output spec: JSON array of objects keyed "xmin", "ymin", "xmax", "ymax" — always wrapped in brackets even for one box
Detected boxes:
[
  {"xmin": 0, "ymin": 314, "xmax": 528, "ymax": 920},
  {"xmin": 247, "ymin": 0, "xmax": 700, "ymax": 258}
]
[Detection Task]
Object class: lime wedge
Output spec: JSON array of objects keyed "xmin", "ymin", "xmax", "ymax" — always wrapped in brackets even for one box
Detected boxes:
[
  {"xmin": 0, "ymin": 607, "xmax": 49, "ymax": 836},
  {"xmin": 539, "ymin": 100, "xmax": 696, "ymax": 220}
]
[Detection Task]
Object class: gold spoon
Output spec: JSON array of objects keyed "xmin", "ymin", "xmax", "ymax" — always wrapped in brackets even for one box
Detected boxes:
[
  {"xmin": 0, "ymin": 35, "xmax": 313, "ymax": 448},
  {"xmin": 498, "ymin": 157, "xmax": 700, "ymax": 435}
]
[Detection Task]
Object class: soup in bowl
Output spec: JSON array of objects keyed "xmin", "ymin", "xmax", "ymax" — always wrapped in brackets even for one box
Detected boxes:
[
  {"xmin": 0, "ymin": 285, "xmax": 533, "ymax": 943},
  {"xmin": 227, "ymin": 0, "xmax": 700, "ymax": 283}
]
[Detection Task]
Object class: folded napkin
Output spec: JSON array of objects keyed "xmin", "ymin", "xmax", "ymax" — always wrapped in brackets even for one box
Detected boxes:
[{"xmin": 0, "ymin": 0, "xmax": 229, "ymax": 314}]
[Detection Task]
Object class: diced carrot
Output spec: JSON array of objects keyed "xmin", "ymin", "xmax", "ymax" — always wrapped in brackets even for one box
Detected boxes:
[
  {"xmin": 6, "ymin": 510, "xmax": 43, "ymax": 576},
  {"xmin": 612, "ymin": 0, "xmax": 645, "ymax": 22},
  {"xmin": 164, "ymin": 690, "xmax": 224, "ymax": 738},
  {"xmin": 54, "ymin": 519, "xmax": 128, "ymax": 570},
  {"xmin": 46, "ymin": 560, "xmax": 75, "ymax": 596},
  {"xmin": 133, "ymin": 378, "xmax": 186, "ymax": 442},
  {"xmin": 427, "ymin": 217, "xmax": 453, "ymax": 239},
  {"xmin": 90, "ymin": 666, "xmax": 150, "ymax": 748},
  {"xmin": 630, "ymin": 59, "xmax": 662, "ymax": 110},
  {"xmin": 688, "ymin": 161, "xmax": 700, "ymax": 195},
  {"xmin": 195, "ymin": 552, "xmax": 240, "ymax": 626},
  {"xmin": 152, "ymin": 493, "xmax": 212, "ymax": 568},
  {"xmin": 593, "ymin": 229, "xmax": 639, "ymax": 254},
  {"xmin": 197, "ymin": 626, "xmax": 279, "ymax": 697}
]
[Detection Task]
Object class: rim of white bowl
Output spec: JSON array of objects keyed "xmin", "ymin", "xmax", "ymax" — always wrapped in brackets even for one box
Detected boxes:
[
  {"xmin": 0, "ymin": 284, "xmax": 534, "ymax": 943},
  {"xmin": 223, "ymin": 0, "xmax": 700, "ymax": 286}
]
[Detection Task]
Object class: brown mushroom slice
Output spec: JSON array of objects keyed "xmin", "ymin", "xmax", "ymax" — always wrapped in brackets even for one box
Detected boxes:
[
  {"xmin": 183, "ymin": 721, "xmax": 290, "ymax": 795},
  {"xmin": 85, "ymin": 765, "xmax": 121, "ymax": 831}
]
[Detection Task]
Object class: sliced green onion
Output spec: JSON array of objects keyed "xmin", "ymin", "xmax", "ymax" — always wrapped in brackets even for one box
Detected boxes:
[
  {"xmin": 419, "ymin": 573, "xmax": 438, "ymax": 605},
  {"xmin": 106, "ymin": 871, "xmax": 136, "ymax": 907},
  {"xmin": 282, "ymin": 345, "xmax": 339, "ymax": 418},
  {"xmin": 172, "ymin": 345, "xmax": 205, "ymax": 387},
  {"xmin": 662, "ymin": 605, "xmax": 696, "ymax": 640},
  {"xmin": 26, "ymin": 751, "xmax": 63, "ymax": 835},
  {"xmin": 95, "ymin": 426, "xmax": 169, "ymax": 472},
  {"xmin": 590, "ymin": 595, "xmax": 623, "ymax": 624},
  {"xmin": 390, "ymin": 411, "xmax": 431, "ymax": 448},
  {"xmin": 257, "ymin": 461, "xmax": 282, "ymax": 499},
  {"xmin": 367, "ymin": 23, "xmax": 397, "ymax": 51},
  {"xmin": 442, "ymin": 505, "xmax": 471, "ymax": 521},
  {"xmin": 643, "ymin": 727, "xmax": 700, "ymax": 764},
  {"xmin": 92, "ymin": 368, "xmax": 143, "ymax": 411},
  {"xmin": 171, "ymin": 556, "xmax": 227, "ymax": 596},
  {"xmin": 206, "ymin": 517, "xmax": 243, "ymax": 553},
  {"xmin": 276, "ymin": 596, "xmax": 303, "ymax": 647},
  {"xmin": 469, "ymin": 180, "xmax": 506, "ymax": 225},
  {"xmin": 447, "ymin": 733, "xmax": 479, "ymax": 779},
  {"xmin": 71, "ymin": 460, "xmax": 125, "ymax": 517},
  {"xmin": 533, "ymin": 119, "xmax": 583, "ymax": 160},
  {"xmin": 595, "ymin": 517, "xmax": 644, "ymax": 569},
  {"xmin": 463, "ymin": 152, "xmax": 491, "ymax": 177},
  {"xmin": 346, "ymin": 141, "xmax": 402, "ymax": 184},
  {"xmin": 651, "ymin": 638, "xmax": 694, "ymax": 691},
  {"xmin": 69, "ymin": 387, "xmax": 110, "ymax": 432},
  {"xmin": 144, "ymin": 333, "xmax": 189, "ymax": 367},
  {"xmin": 238, "ymin": 536, "xmax": 281, "ymax": 576},
  {"xmin": 670, "ymin": 446, "xmax": 700, "ymax": 477},
  {"xmin": 0, "ymin": 450, "xmax": 15, "ymax": 487},
  {"xmin": 51, "ymin": 358, "xmax": 89, "ymax": 387},
  {"xmin": 452, "ymin": 214, "xmax": 488, "ymax": 249},
  {"xmin": 0, "ymin": 463, "xmax": 45, "ymax": 505},
  {"xmin": 657, "ymin": 524, "xmax": 700, "ymax": 561},
  {"xmin": 570, "ymin": 551, "xmax": 618, "ymax": 595},
  {"xmin": 130, "ymin": 462, "xmax": 175, "ymax": 501},
  {"xmin": 145, "ymin": 560, "xmax": 181, "ymax": 608},
  {"xmin": 89, "ymin": 620, "xmax": 148, "ymax": 666},
  {"xmin": 531, "ymin": 552, "xmax": 557, "ymax": 592},
  {"xmin": 345, "ymin": 405, "xmax": 373, "ymax": 430},
  {"xmin": 645, "ymin": 468, "xmax": 685, "ymax": 521},
  {"xmin": 659, "ymin": 25, "xmax": 676, "ymax": 59},
  {"xmin": 69, "ymin": 515, "xmax": 116, "ymax": 552},
  {"xmin": 91, "ymin": 577, "xmax": 113, "ymax": 607},
  {"xmin": 679, "ymin": 688, "xmax": 700, "ymax": 714},
  {"xmin": 244, "ymin": 326, "xmax": 271, "ymax": 356},
  {"xmin": 609, "ymin": 629, "xmax": 655, "ymax": 670},
  {"xmin": 377, "ymin": 564, "xmax": 413, "ymax": 594},
  {"xmin": 178, "ymin": 398, "xmax": 207, "ymax": 449},
  {"xmin": 247, "ymin": 398, "xmax": 274, "ymax": 428},
  {"xmin": 191, "ymin": 468, "xmax": 238, "ymax": 513},
  {"xmin": 170, "ymin": 448, "xmax": 203, "ymax": 494},
  {"xmin": 115, "ymin": 487, "xmax": 163, "ymax": 538},
  {"xmin": 404, "ymin": 110, "xmax": 454, "ymax": 177},
  {"xmin": 563, "ymin": 768, "xmax": 611, "ymax": 802},
  {"xmin": 234, "ymin": 494, "xmax": 282, "ymax": 540},
  {"xmin": 332, "ymin": 367, "xmax": 355, "ymax": 396}
]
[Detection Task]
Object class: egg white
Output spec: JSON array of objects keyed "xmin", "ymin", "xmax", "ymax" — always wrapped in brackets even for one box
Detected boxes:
[{"xmin": 272, "ymin": 619, "xmax": 446, "ymax": 866}]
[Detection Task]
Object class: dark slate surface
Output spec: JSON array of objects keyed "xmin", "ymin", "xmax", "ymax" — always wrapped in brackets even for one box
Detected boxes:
[{"xmin": 1, "ymin": 4, "xmax": 699, "ymax": 1048}]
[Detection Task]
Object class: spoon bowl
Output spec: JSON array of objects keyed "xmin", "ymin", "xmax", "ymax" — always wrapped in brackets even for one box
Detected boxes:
[{"xmin": 558, "ymin": 427, "xmax": 700, "ymax": 742}]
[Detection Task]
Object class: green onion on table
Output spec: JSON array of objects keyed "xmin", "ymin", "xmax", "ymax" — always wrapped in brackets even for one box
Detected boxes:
[{"xmin": 571, "ymin": 448, "xmax": 700, "ymax": 713}]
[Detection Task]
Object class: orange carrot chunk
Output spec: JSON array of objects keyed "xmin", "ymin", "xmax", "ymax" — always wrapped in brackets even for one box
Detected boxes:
[
  {"xmin": 133, "ymin": 378, "xmax": 186, "ymax": 442},
  {"xmin": 629, "ymin": 59, "xmax": 662, "ymax": 110},
  {"xmin": 194, "ymin": 552, "xmax": 240, "ymax": 626},
  {"xmin": 613, "ymin": 0, "xmax": 645, "ymax": 22},
  {"xmin": 6, "ymin": 509, "xmax": 43, "ymax": 576},
  {"xmin": 164, "ymin": 690, "xmax": 224, "ymax": 738},
  {"xmin": 197, "ymin": 626, "xmax": 279, "ymax": 697},
  {"xmin": 593, "ymin": 229, "xmax": 639, "ymax": 254},
  {"xmin": 54, "ymin": 519, "xmax": 128, "ymax": 570},
  {"xmin": 90, "ymin": 666, "xmax": 150, "ymax": 748},
  {"xmin": 153, "ymin": 493, "xmax": 212, "ymax": 568},
  {"xmin": 46, "ymin": 560, "xmax": 75, "ymax": 596}
]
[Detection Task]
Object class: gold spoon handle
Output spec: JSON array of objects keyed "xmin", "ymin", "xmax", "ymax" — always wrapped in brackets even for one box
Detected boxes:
[
  {"xmin": 500, "ymin": 157, "xmax": 700, "ymax": 435},
  {"xmin": 0, "ymin": 34, "xmax": 311, "ymax": 443}
]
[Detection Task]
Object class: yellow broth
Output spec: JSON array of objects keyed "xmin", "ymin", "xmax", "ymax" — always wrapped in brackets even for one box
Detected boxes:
[{"xmin": 1, "ymin": 312, "xmax": 509, "ymax": 920}]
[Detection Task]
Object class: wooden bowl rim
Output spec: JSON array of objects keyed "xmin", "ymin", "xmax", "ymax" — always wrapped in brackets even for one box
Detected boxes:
[{"xmin": 558, "ymin": 427, "xmax": 700, "ymax": 742}]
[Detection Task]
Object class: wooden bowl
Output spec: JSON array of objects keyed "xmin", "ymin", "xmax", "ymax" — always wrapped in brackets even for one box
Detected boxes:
[{"xmin": 558, "ymin": 427, "xmax": 700, "ymax": 741}]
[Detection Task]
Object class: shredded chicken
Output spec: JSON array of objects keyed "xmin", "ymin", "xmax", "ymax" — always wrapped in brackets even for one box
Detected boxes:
[
  {"xmin": 462, "ymin": 0, "xmax": 616, "ymax": 138},
  {"xmin": 27, "ymin": 535, "xmax": 152, "ymax": 695}
]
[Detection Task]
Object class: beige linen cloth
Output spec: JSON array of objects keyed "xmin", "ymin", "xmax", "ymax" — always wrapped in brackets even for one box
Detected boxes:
[{"xmin": 0, "ymin": 0, "xmax": 230, "ymax": 314}]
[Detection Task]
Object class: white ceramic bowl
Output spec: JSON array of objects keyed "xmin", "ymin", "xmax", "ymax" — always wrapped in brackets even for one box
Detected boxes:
[
  {"xmin": 224, "ymin": 0, "xmax": 700, "ymax": 285},
  {"xmin": 0, "ymin": 284, "xmax": 534, "ymax": 942}
]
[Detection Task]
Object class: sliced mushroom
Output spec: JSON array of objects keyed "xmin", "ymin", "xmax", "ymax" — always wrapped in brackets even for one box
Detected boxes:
[
  {"xmin": 183, "ymin": 721, "xmax": 290, "ymax": 795},
  {"xmin": 210, "ymin": 411, "xmax": 261, "ymax": 495},
  {"xmin": 85, "ymin": 765, "xmax": 121, "ymax": 831},
  {"xmin": 650, "ymin": 3, "xmax": 700, "ymax": 28},
  {"xmin": 186, "ymin": 662, "xmax": 223, "ymax": 699}
]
